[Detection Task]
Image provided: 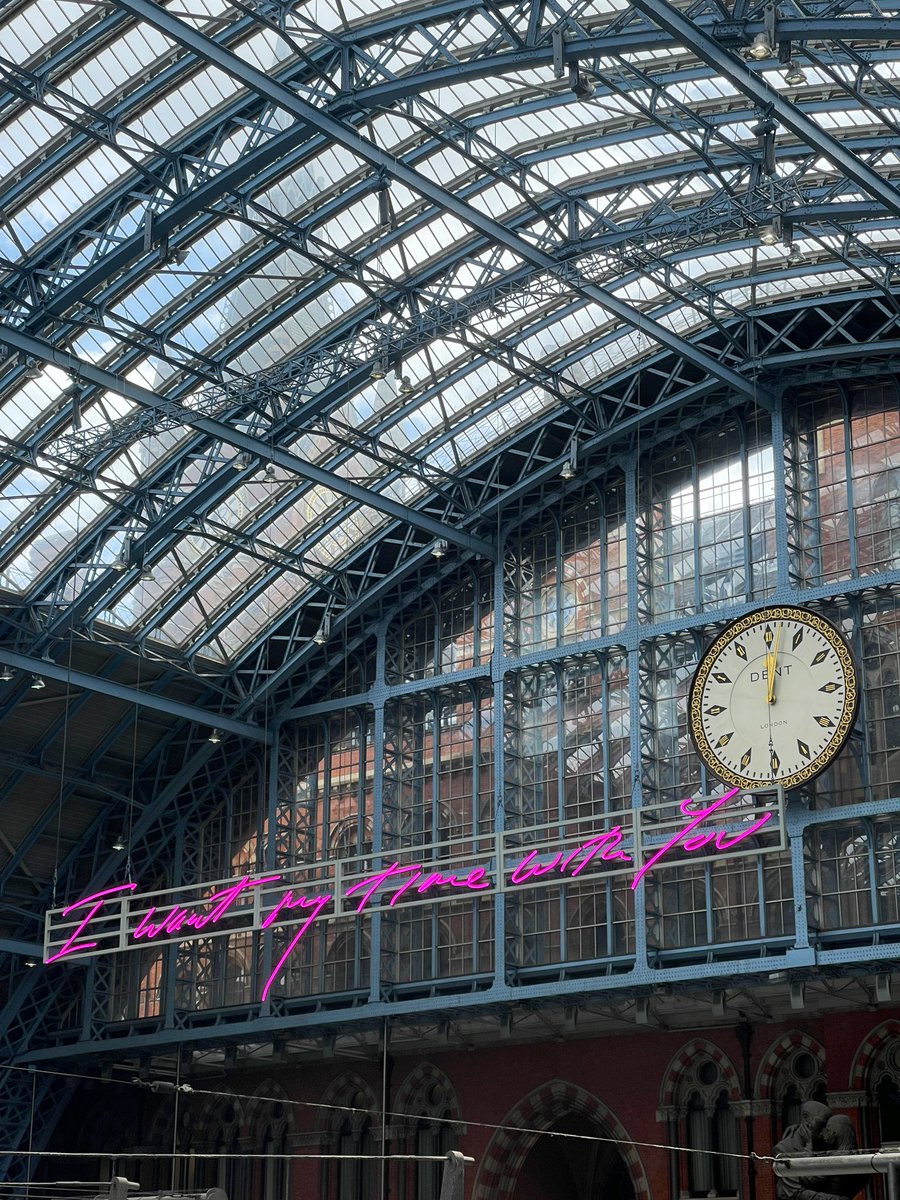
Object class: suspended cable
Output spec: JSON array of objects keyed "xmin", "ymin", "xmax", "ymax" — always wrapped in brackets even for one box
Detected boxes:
[
  {"xmin": 0, "ymin": 1151, "xmax": 474, "ymax": 1163},
  {"xmin": 0, "ymin": 1065, "xmax": 773, "ymax": 1163}
]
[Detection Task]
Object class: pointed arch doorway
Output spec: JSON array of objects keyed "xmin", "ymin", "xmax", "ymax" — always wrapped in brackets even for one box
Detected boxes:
[{"xmin": 474, "ymin": 1081, "xmax": 649, "ymax": 1200}]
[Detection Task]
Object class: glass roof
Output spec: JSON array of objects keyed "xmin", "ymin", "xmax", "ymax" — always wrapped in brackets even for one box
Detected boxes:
[{"xmin": 1, "ymin": 0, "xmax": 899, "ymax": 667}]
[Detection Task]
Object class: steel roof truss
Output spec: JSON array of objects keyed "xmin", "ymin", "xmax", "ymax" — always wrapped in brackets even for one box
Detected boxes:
[
  {"xmin": 87, "ymin": 0, "xmax": 769, "ymax": 406},
  {"xmin": 627, "ymin": 0, "xmax": 900, "ymax": 220}
]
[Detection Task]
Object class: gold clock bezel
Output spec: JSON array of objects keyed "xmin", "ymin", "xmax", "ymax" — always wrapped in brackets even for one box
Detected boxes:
[{"xmin": 688, "ymin": 604, "xmax": 859, "ymax": 791}]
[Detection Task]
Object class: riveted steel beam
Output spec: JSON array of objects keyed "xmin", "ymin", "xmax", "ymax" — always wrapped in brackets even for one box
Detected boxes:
[
  {"xmin": 108, "ymin": 0, "xmax": 772, "ymax": 407},
  {"xmin": 628, "ymin": 0, "xmax": 900, "ymax": 220},
  {"xmin": 0, "ymin": 649, "xmax": 271, "ymax": 744},
  {"xmin": 0, "ymin": 326, "xmax": 495, "ymax": 563}
]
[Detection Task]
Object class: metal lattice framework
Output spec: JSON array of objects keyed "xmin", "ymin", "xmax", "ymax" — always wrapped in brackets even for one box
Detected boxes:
[{"xmin": 3, "ymin": 0, "xmax": 900, "ymax": 1181}]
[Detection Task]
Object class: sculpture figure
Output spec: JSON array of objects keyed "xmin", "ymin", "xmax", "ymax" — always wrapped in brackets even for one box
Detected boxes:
[
  {"xmin": 773, "ymin": 1101, "xmax": 847, "ymax": 1200},
  {"xmin": 822, "ymin": 1115, "xmax": 866, "ymax": 1199}
]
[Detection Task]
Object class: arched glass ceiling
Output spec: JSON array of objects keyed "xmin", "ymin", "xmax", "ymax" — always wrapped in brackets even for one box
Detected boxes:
[{"xmin": 1, "ymin": 0, "xmax": 900, "ymax": 668}]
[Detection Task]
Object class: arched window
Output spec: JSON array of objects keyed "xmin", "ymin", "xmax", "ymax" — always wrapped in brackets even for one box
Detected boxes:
[
  {"xmin": 324, "ymin": 926, "xmax": 370, "ymax": 993},
  {"xmin": 684, "ymin": 1087, "xmax": 739, "ymax": 1196},
  {"xmin": 768, "ymin": 1043, "xmax": 828, "ymax": 1139},
  {"xmin": 669, "ymin": 1053, "xmax": 741, "ymax": 1198},
  {"xmin": 317, "ymin": 1076, "xmax": 378, "ymax": 1200},
  {"xmin": 395, "ymin": 1068, "xmax": 461, "ymax": 1200},
  {"xmin": 336, "ymin": 1112, "xmax": 375, "ymax": 1200},
  {"xmin": 244, "ymin": 1087, "xmax": 292, "ymax": 1200},
  {"xmin": 866, "ymin": 1035, "xmax": 900, "ymax": 1145}
]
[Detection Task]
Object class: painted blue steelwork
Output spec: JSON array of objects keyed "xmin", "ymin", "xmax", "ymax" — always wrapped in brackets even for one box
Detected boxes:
[
  {"xmin": 0, "ymin": 649, "xmax": 270, "ymax": 742},
  {"xmin": 0, "ymin": 328, "xmax": 495, "ymax": 562}
]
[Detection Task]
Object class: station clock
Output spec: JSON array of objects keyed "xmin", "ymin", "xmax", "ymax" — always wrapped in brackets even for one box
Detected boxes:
[{"xmin": 688, "ymin": 605, "xmax": 859, "ymax": 791}]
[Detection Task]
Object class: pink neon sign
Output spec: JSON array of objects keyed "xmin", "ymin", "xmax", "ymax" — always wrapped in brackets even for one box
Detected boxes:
[{"xmin": 45, "ymin": 787, "xmax": 774, "ymax": 1001}]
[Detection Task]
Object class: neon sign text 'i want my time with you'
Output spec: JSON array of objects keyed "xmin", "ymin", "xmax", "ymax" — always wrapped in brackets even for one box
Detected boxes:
[{"xmin": 46, "ymin": 787, "xmax": 775, "ymax": 1002}]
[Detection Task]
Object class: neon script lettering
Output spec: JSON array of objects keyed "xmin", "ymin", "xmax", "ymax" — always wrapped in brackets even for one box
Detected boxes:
[
  {"xmin": 46, "ymin": 788, "xmax": 774, "ymax": 998},
  {"xmin": 630, "ymin": 787, "xmax": 773, "ymax": 891},
  {"xmin": 132, "ymin": 875, "xmax": 282, "ymax": 941}
]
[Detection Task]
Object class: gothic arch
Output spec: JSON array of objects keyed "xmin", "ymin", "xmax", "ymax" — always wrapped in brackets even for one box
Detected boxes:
[
  {"xmin": 188, "ymin": 1088, "xmax": 245, "ymax": 1141},
  {"xmin": 395, "ymin": 1062, "xmax": 463, "ymax": 1126},
  {"xmin": 472, "ymin": 1079, "xmax": 649, "ymax": 1200},
  {"xmin": 243, "ymin": 1079, "xmax": 294, "ymax": 1134},
  {"xmin": 850, "ymin": 1021, "xmax": 900, "ymax": 1090},
  {"xmin": 659, "ymin": 1038, "xmax": 741, "ymax": 1109},
  {"xmin": 316, "ymin": 1071, "xmax": 377, "ymax": 1136},
  {"xmin": 756, "ymin": 1031, "xmax": 827, "ymax": 1100}
]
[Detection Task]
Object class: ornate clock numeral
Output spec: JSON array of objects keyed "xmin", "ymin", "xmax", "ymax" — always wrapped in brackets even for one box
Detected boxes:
[
  {"xmin": 740, "ymin": 748, "xmax": 752, "ymax": 769},
  {"xmin": 705, "ymin": 705, "xmax": 725, "ymax": 716},
  {"xmin": 811, "ymin": 649, "xmax": 829, "ymax": 666},
  {"xmin": 735, "ymin": 643, "xmax": 747, "ymax": 660},
  {"xmin": 797, "ymin": 739, "xmax": 811, "ymax": 760},
  {"xmin": 792, "ymin": 628, "xmax": 803, "ymax": 650},
  {"xmin": 715, "ymin": 732, "xmax": 733, "ymax": 748},
  {"xmin": 764, "ymin": 625, "xmax": 774, "ymax": 647},
  {"xmin": 815, "ymin": 715, "xmax": 835, "ymax": 728},
  {"xmin": 819, "ymin": 682, "xmax": 840, "ymax": 693},
  {"xmin": 770, "ymin": 749, "xmax": 780, "ymax": 775},
  {"xmin": 712, "ymin": 672, "xmax": 730, "ymax": 684}
]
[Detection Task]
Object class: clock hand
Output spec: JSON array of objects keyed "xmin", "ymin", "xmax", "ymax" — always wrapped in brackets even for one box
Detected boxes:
[{"xmin": 767, "ymin": 622, "xmax": 783, "ymax": 704}]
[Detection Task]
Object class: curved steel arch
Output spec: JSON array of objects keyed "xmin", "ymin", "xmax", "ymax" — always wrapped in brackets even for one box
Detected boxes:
[
  {"xmin": 2, "ymin": 316, "xmax": 900, "ymax": 1182},
  {"xmin": 5, "ymin": 43, "xmax": 897, "ymax": 530},
  {"xmin": 0, "ymin": 0, "xmax": 897, "ymax": 768},
  {"xmin": 6, "ymin": 4, "xmax": 898, "ymax": 348},
  {"xmin": 4, "ymin": 195, "xmax": 896, "ymax": 677}
]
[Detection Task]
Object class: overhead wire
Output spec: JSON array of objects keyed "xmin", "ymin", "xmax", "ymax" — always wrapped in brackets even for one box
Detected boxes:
[{"xmin": 1, "ymin": 1062, "xmax": 774, "ymax": 1163}]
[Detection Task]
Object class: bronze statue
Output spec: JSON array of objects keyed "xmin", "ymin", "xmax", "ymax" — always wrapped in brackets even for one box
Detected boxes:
[{"xmin": 773, "ymin": 1101, "xmax": 849, "ymax": 1200}]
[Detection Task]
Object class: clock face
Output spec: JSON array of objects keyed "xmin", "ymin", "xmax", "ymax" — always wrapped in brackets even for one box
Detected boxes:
[{"xmin": 689, "ymin": 605, "xmax": 858, "ymax": 790}]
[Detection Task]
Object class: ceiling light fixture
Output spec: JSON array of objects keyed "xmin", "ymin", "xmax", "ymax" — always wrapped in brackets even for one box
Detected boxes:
[
  {"xmin": 758, "ymin": 223, "xmax": 779, "ymax": 246},
  {"xmin": 568, "ymin": 62, "xmax": 594, "ymax": 99},
  {"xmin": 140, "ymin": 564, "xmax": 155, "ymax": 581},
  {"xmin": 399, "ymin": 375, "xmax": 413, "ymax": 395},
  {"xmin": 24, "ymin": 958, "xmax": 38, "ymax": 968},
  {"xmin": 561, "ymin": 440, "xmax": 578, "ymax": 481},
  {"xmin": 264, "ymin": 462, "xmax": 277, "ymax": 479},
  {"xmin": 371, "ymin": 360, "xmax": 387, "ymax": 380},
  {"xmin": 0, "ymin": 665, "xmax": 12, "ymax": 682},
  {"xmin": 784, "ymin": 60, "xmax": 806, "ymax": 85},
  {"xmin": 112, "ymin": 835, "xmax": 126, "ymax": 852},
  {"xmin": 23, "ymin": 357, "xmax": 41, "ymax": 380},
  {"xmin": 431, "ymin": 539, "xmax": 448, "ymax": 559},
  {"xmin": 313, "ymin": 615, "xmax": 331, "ymax": 646},
  {"xmin": 30, "ymin": 675, "xmax": 45, "ymax": 691},
  {"xmin": 231, "ymin": 452, "xmax": 252, "ymax": 470},
  {"xmin": 786, "ymin": 245, "xmax": 805, "ymax": 265},
  {"xmin": 747, "ymin": 31, "xmax": 774, "ymax": 58},
  {"xmin": 208, "ymin": 728, "xmax": 222, "ymax": 745}
]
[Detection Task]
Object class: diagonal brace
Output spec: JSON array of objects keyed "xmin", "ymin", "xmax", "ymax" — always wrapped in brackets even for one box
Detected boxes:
[
  {"xmin": 109, "ymin": 0, "xmax": 773, "ymax": 407},
  {"xmin": 0, "ymin": 326, "xmax": 495, "ymax": 561},
  {"xmin": 627, "ymin": 0, "xmax": 900, "ymax": 221}
]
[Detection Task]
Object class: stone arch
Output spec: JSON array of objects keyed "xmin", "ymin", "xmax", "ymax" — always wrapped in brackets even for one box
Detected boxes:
[
  {"xmin": 472, "ymin": 1079, "xmax": 649, "ymax": 1200},
  {"xmin": 756, "ymin": 1031, "xmax": 827, "ymax": 1100},
  {"xmin": 187, "ymin": 1087, "xmax": 245, "ymax": 1140},
  {"xmin": 316, "ymin": 1070, "xmax": 377, "ymax": 1136},
  {"xmin": 395, "ymin": 1062, "xmax": 463, "ymax": 1125},
  {"xmin": 659, "ymin": 1037, "xmax": 741, "ymax": 1108},
  {"xmin": 243, "ymin": 1078, "xmax": 294, "ymax": 1134},
  {"xmin": 850, "ymin": 1020, "xmax": 900, "ymax": 1090}
]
